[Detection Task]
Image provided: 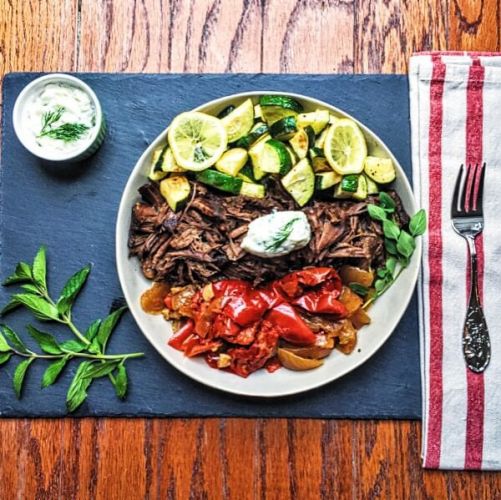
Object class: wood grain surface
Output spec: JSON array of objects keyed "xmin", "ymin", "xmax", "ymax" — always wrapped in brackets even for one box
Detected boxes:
[{"xmin": 1, "ymin": 0, "xmax": 501, "ymax": 498}]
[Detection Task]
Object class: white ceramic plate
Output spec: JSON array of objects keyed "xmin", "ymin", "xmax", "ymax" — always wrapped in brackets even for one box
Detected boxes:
[{"xmin": 116, "ymin": 91, "xmax": 420, "ymax": 397}]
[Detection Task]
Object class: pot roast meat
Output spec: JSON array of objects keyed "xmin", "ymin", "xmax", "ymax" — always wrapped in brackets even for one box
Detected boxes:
[{"xmin": 128, "ymin": 178, "xmax": 407, "ymax": 286}]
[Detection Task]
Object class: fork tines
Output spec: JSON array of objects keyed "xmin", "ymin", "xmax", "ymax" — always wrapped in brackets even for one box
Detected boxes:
[{"xmin": 451, "ymin": 163, "xmax": 486, "ymax": 217}]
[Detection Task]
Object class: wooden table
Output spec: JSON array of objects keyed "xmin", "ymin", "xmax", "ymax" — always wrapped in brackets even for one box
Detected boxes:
[{"xmin": 1, "ymin": 1, "xmax": 500, "ymax": 498}]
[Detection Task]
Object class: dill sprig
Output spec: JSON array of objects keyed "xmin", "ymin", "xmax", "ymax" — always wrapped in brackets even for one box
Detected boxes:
[
  {"xmin": 38, "ymin": 105, "xmax": 90, "ymax": 143},
  {"xmin": 265, "ymin": 218, "xmax": 300, "ymax": 251}
]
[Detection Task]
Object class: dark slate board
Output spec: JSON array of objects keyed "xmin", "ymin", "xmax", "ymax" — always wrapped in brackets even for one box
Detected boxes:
[{"xmin": 0, "ymin": 73, "xmax": 420, "ymax": 418}]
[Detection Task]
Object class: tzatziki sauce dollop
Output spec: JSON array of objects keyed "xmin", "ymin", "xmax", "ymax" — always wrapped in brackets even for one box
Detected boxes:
[
  {"xmin": 22, "ymin": 82, "xmax": 96, "ymax": 155},
  {"xmin": 241, "ymin": 210, "xmax": 312, "ymax": 258}
]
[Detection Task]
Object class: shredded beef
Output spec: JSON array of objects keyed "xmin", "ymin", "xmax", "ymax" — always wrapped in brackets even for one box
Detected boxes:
[{"xmin": 128, "ymin": 178, "xmax": 408, "ymax": 286}]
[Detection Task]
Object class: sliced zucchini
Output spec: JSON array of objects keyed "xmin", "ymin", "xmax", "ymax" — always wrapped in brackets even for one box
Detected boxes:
[
  {"xmin": 364, "ymin": 174, "xmax": 379, "ymax": 194},
  {"xmin": 315, "ymin": 171, "xmax": 342, "ymax": 190},
  {"xmin": 221, "ymin": 98, "xmax": 254, "ymax": 142},
  {"xmin": 159, "ymin": 175, "xmax": 191, "ymax": 211},
  {"xmin": 281, "ymin": 158, "xmax": 315, "ymax": 207},
  {"xmin": 215, "ymin": 148, "xmax": 248, "ymax": 176},
  {"xmin": 269, "ymin": 116, "xmax": 297, "ymax": 141},
  {"xmin": 238, "ymin": 163, "xmax": 256, "ymax": 183},
  {"xmin": 315, "ymin": 126, "xmax": 330, "ymax": 149},
  {"xmin": 341, "ymin": 175, "xmax": 359, "ymax": 193},
  {"xmin": 334, "ymin": 175, "xmax": 368, "ymax": 200},
  {"xmin": 289, "ymin": 128, "xmax": 310, "ymax": 160},
  {"xmin": 160, "ymin": 148, "xmax": 186, "ymax": 173},
  {"xmin": 234, "ymin": 121, "xmax": 268, "ymax": 149},
  {"xmin": 312, "ymin": 156, "xmax": 332, "ymax": 173},
  {"xmin": 258, "ymin": 139, "xmax": 292, "ymax": 175},
  {"xmin": 363, "ymin": 156, "xmax": 396, "ymax": 184},
  {"xmin": 196, "ymin": 169, "xmax": 243, "ymax": 194},
  {"xmin": 249, "ymin": 133, "xmax": 271, "ymax": 180},
  {"xmin": 259, "ymin": 95, "xmax": 303, "ymax": 125},
  {"xmin": 240, "ymin": 182, "xmax": 265, "ymax": 199},
  {"xmin": 148, "ymin": 146, "xmax": 168, "ymax": 181},
  {"xmin": 308, "ymin": 147, "xmax": 324, "ymax": 161},
  {"xmin": 297, "ymin": 109, "xmax": 330, "ymax": 134},
  {"xmin": 254, "ymin": 104, "xmax": 262, "ymax": 120},
  {"xmin": 285, "ymin": 145, "xmax": 298, "ymax": 166},
  {"xmin": 304, "ymin": 126, "xmax": 315, "ymax": 148},
  {"xmin": 217, "ymin": 105, "xmax": 236, "ymax": 119}
]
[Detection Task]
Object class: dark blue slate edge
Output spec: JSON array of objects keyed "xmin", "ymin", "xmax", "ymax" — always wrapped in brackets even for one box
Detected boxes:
[{"xmin": 0, "ymin": 72, "xmax": 421, "ymax": 419}]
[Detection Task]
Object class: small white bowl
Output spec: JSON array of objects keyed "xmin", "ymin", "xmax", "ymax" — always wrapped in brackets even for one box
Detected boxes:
[{"xmin": 13, "ymin": 73, "xmax": 106, "ymax": 162}]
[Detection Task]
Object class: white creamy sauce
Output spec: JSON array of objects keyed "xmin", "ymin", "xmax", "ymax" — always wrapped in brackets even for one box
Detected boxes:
[
  {"xmin": 241, "ymin": 211, "xmax": 312, "ymax": 258},
  {"xmin": 22, "ymin": 82, "xmax": 96, "ymax": 154}
]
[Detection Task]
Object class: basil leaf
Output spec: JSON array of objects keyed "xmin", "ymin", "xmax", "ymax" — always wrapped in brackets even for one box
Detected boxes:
[
  {"xmin": 66, "ymin": 361, "xmax": 93, "ymax": 412},
  {"xmin": 42, "ymin": 357, "xmax": 68, "ymax": 388},
  {"xmin": 95, "ymin": 307, "xmax": 127, "ymax": 352},
  {"xmin": 11, "ymin": 294, "xmax": 60, "ymax": 321},
  {"xmin": 0, "ymin": 331, "xmax": 11, "ymax": 352},
  {"xmin": 13, "ymin": 358, "xmax": 34, "ymax": 398},
  {"xmin": 27, "ymin": 325, "xmax": 62, "ymax": 355},
  {"xmin": 367, "ymin": 204, "xmax": 387, "ymax": 222},
  {"xmin": 397, "ymin": 230, "xmax": 415, "ymax": 258},
  {"xmin": 383, "ymin": 219, "xmax": 400, "ymax": 240},
  {"xmin": 2, "ymin": 262, "xmax": 33, "ymax": 285},
  {"xmin": 113, "ymin": 364, "xmax": 128, "ymax": 399},
  {"xmin": 1, "ymin": 325, "xmax": 29, "ymax": 354},
  {"xmin": 377, "ymin": 268, "xmax": 388, "ymax": 278},
  {"xmin": 0, "ymin": 298, "xmax": 21, "ymax": 316},
  {"xmin": 82, "ymin": 361, "xmax": 119, "ymax": 379},
  {"xmin": 32, "ymin": 246, "xmax": 47, "ymax": 289},
  {"xmin": 386, "ymin": 257, "xmax": 397, "ymax": 275},
  {"xmin": 385, "ymin": 238, "xmax": 397, "ymax": 255},
  {"xmin": 0, "ymin": 352, "xmax": 12, "ymax": 365},
  {"xmin": 349, "ymin": 283, "xmax": 369, "ymax": 297},
  {"xmin": 374, "ymin": 279, "xmax": 386, "ymax": 293},
  {"xmin": 57, "ymin": 264, "xmax": 91, "ymax": 315},
  {"xmin": 379, "ymin": 192, "xmax": 396, "ymax": 212},
  {"xmin": 409, "ymin": 209, "xmax": 427, "ymax": 237}
]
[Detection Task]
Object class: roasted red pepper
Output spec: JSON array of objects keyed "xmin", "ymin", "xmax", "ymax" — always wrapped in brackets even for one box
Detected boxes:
[
  {"xmin": 223, "ymin": 292, "xmax": 268, "ymax": 326},
  {"xmin": 168, "ymin": 319, "xmax": 195, "ymax": 350},
  {"xmin": 293, "ymin": 291, "xmax": 347, "ymax": 316},
  {"xmin": 275, "ymin": 267, "xmax": 342, "ymax": 298},
  {"xmin": 212, "ymin": 279, "xmax": 250, "ymax": 297},
  {"xmin": 163, "ymin": 295, "xmax": 173, "ymax": 310},
  {"xmin": 266, "ymin": 303, "xmax": 316, "ymax": 345}
]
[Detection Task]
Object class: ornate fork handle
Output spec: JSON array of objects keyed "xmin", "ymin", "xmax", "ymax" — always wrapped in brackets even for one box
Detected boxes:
[{"xmin": 463, "ymin": 236, "xmax": 491, "ymax": 373}]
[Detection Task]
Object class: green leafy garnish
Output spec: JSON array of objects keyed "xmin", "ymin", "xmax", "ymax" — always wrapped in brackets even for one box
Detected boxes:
[
  {"xmin": 365, "ymin": 194, "xmax": 427, "ymax": 306},
  {"xmin": 37, "ymin": 106, "xmax": 89, "ymax": 143},
  {"xmin": 0, "ymin": 247, "xmax": 144, "ymax": 412},
  {"xmin": 265, "ymin": 218, "xmax": 300, "ymax": 251}
]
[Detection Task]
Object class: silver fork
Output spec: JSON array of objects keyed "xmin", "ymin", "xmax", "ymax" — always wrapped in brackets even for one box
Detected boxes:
[{"xmin": 451, "ymin": 162, "xmax": 490, "ymax": 373}]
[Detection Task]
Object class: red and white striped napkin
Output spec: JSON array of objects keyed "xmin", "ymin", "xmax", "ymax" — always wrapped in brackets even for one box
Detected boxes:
[{"xmin": 409, "ymin": 52, "xmax": 501, "ymax": 470}]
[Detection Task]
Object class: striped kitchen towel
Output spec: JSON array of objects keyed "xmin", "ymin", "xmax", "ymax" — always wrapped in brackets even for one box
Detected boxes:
[{"xmin": 409, "ymin": 52, "xmax": 501, "ymax": 470}]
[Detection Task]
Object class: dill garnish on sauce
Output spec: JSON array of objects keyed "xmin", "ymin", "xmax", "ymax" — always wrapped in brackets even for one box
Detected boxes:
[
  {"xmin": 37, "ymin": 105, "xmax": 90, "ymax": 143},
  {"xmin": 264, "ymin": 218, "xmax": 300, "ymax": 252}
]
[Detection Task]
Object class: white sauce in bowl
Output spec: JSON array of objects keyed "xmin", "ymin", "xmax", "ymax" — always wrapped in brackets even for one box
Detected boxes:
[{"xmin": 22, "ymin": 82, "xmax": 96, "ymax": 155}]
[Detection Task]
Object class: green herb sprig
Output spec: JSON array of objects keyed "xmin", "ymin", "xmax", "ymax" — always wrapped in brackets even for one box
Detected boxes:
[
  {"xmin": 1, "ymin": 247, "xmax": 143, "ymax": 412},
  {"xmin": 265, "ymin": 218, "xmax": 300, "ymax": 252},
  {"xmin": 363, "ymin": 193, "xmax": 427, "ymax": 306},
  {"xmin": 38, "ymin": 106, "xmax": 90, "ymax": 143}
]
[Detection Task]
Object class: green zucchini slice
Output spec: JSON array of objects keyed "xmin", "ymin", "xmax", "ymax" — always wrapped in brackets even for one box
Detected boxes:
[
  {"xmin": 258, "ymin": 139, "xmax": 292, "ymax": 175},
  {"xmin": 240, "ymin": 182, "xmax": 265, "ymax": 199},
  {"xmin": 234, "ymin": 122, "xmax": 269, "ymax": 149},
  {"xmin": 363, "ymin": 156, "xmax": 396, "ymax": 184},
  {"xmin": 297, "ymin": 110, "xmax": 330, "ymax": 134},
  {"xmin": 196, "ymin": 169, "xmax": 243, "ymax": 194},
  {"xmin": 159, "ymin": 175, "xmax": 191, "ymax": 211},
  {"xmin": 315, "ymin": 171, "xmax": 341, "ymax": 190},
  {"xmin": 215, "ymin": 148, "xmax": 248, "ymax": 176},
  {"xmin": 259, "ymin": 95, "xmax": 303, "ymax": 125},
  {"xmin": 269, "ymin": 116, "xmax": 298, "ymax": 141},
  {"xmin": 221, "ymin": 98, "xmax": 254, "ymax": 142},
  {"xmin": 281, "ymin": 158, "xmax": 315, "ymax": 207}
]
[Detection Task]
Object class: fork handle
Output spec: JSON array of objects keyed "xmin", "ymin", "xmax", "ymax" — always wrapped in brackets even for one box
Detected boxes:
[{"xmin": 463, "ymin": 236, "xmax": 491, "ymax": 373}]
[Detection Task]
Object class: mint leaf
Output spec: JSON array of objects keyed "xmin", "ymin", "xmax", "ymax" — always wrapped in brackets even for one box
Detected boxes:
[
  {"xmin": 82, "ymin": 361, "xmax": 119, "ymax": 379},
  {"xmin": 85, "ymin": 319, "xmax": 101, "ymax": 341},
  {"xmin": 13, "ymin": 358, "xmax": 34, "ymax": 398},
  {"xmin": 113, "ymin": 364, "xmax": 128, "ymax": 399},
  {"xmin": 3, "ymin": 262, "xmax": 33, "ymax": 285},
  {"xmin": 11, "ymin": 294, "xmax": 59, "ymax": 321},
  {"xmin": 0, "ymin": 352, "xmax": 11, "ymax": 365},
  {"xmin": 383, "ymin": 219, "xmax": 400, "ymax": 240},
  {"xmin": 367, "ymin": 204, "xmax": 387, "ymax": 222},
  {"xmin": 409, "ymin": 209, "xmax": 427, "ymax": 237},
  {"xmin": 0, "ymin": 297, "xmax": 21, "ymax": 316},
  {"xmin": 0, "ymin": 331, "xmax": 11, "ymax": 352},
  {"xmin": 95, "ymin": 307, "xmax": 127, "ymax": 352},
  {"xmin": 1, "ymin": 325, "xmax": 29, "ymax": 354},
  {"xmin": 27, "ymin": 325, "xmax": 62, "ymax": 355},
  {"xmin": 59, "ymin": 339, "xmax": 87, "ymax": 353},
  {"xmin": 57, "ymin": 264, "xmax": 91, "ymax": 315},
  {"xmin": 42, "ymin": 357, "xmax": 68, "ymax": 388},
  {"xmin": 66, "ymin": 361, "xmax": 93, "ymax": 412},
  {"xmin": 32, "ymin": 246, "xmax": 47, "ymax": 290},
  {"xmin": 20, "ymin": 283, "xmax": 42, "ymax": 295}
]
